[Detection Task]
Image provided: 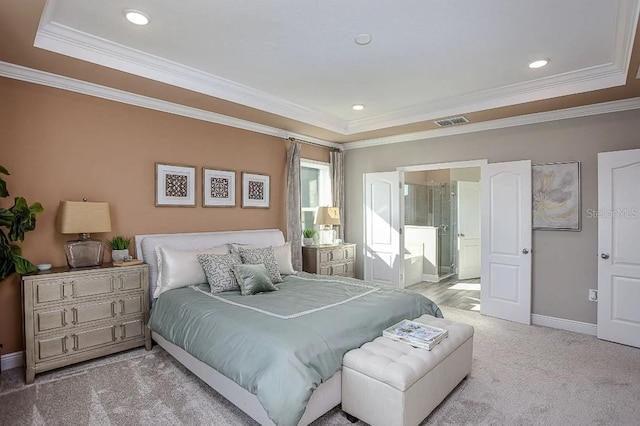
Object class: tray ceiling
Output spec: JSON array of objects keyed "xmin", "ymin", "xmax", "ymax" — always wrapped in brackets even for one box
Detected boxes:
[{"xmin": 30, "ymin": 0, "xmax": 639, "ymax": 139}]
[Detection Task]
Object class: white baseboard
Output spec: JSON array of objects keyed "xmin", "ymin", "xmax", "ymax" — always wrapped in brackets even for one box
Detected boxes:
[
  {"xmin": 1, "ymin": 351, "xmax": 24, "ymax": 371},
  {"xmin": 531, "ymin": 314, "xmax": 597, "ymax": 336}
]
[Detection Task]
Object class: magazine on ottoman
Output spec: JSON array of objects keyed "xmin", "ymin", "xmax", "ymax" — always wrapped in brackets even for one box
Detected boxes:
[{"xmin": 383, "ymin": 319, "xmax": 448, "ymax": 350}]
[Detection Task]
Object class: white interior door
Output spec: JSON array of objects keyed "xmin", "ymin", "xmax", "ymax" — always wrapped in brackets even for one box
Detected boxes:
[
  {"xmin": 457, "ymin": 181, "xmax": 481, "ymax": 280},
  {"xmin": 364, "ymin": 172, "xmax": 404, "ymax": 288},
  {"xmin": 597, "ymin": 149, "xmax": 640, "ymax": 348},
  {"xmin": 481, "ymin": 160, "xmax": 532, "ymax": 325}
]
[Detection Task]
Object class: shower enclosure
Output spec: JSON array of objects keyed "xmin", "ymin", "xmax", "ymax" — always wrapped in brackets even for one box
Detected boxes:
[{"xmin": 404, "ymin": 181, "xmax": 457, "ymax": 282}]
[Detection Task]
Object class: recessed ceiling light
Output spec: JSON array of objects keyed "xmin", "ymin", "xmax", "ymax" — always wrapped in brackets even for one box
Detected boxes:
[
  {"xmin": 354, "ymin": 34, "xmax": 372, "ymax": 46},
  {"xmin": 125, "ymin": 10, "xmax": 149, "ymax": 26},
  {"xmin": 352, "ymin": 104, "xmax": 365, "ymax": 111},
  {"xmin": 528, "ymin": 58, "xmax": 549, "ymax": 69}
]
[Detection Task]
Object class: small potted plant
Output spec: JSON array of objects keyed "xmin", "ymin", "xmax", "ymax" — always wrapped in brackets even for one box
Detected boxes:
[
  {"xmin": 107, "ymin": 236, "xmax": 132, "ymax": 262},
  {"xmin": 302, "ymin": 229, "xmax": 317, "ymax": 246}
]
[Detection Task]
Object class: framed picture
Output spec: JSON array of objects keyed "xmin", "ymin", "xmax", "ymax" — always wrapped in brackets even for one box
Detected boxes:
[
  {"xmin": 242, "ymin": 172, "xmax": 270, "ymax": 208},
  {"xmin": 532, "ymin": 161, "xmax": 581, "ymax": 231},
  {"xmin": 155, "ymin": 163, "xmax": 196, "ymax": 207},
  {"xmin": 203, "ymin": 168, "xmax": 236, "ymax": 207}
]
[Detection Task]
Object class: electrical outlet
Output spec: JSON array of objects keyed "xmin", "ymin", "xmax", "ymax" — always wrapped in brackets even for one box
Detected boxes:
[{"xmin": 589, "ymin": 289, "xmax": 598, "ymax": 302}]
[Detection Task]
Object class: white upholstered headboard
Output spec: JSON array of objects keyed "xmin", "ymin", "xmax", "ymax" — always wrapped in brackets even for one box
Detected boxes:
[{"xmin": 135, "ymin": 229, "xmax": 285, "ymax": 304}]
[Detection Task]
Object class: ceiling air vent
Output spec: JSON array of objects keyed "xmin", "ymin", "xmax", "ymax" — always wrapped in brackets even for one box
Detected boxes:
[{"xmin": 434, "ymin": 116, "xmax": 469, "ymax": 127}]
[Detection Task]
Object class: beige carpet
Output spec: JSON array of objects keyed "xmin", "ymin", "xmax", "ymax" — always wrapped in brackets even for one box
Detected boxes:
[{"xmin": 1, "ymin": 306, "xmax": 639, "ymax": 425}]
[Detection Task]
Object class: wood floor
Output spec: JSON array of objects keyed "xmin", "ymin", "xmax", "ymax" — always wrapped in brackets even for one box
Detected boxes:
[{"xmin": 407, "ymin": 275, "xmax": 481, "ymax": 311}]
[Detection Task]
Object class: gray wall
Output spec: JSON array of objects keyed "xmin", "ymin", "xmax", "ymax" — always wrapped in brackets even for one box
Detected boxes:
[{"xmin": 344, "ymin": 109, "xmax": 640, "ymax": 324}]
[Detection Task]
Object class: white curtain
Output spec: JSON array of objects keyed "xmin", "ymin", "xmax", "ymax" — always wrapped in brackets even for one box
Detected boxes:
[
  {"xmin": 286, "ymin": 142, "xmax": 303, "ymax": 270},
  {"xmin": 330, "ymin": 150, "xmax": 345, "ymax": 241}
]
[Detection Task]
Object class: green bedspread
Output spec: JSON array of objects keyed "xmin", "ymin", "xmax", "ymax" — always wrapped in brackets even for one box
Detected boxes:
[{"xmin": 148, "ymin": 272, "xmax": 442, "ymax": 426}]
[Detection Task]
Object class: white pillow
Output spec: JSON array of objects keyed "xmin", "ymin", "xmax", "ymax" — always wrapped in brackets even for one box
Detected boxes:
[
  {"xmin": 154, "ymin": 245, "xmax": 229, "ymax": 298},
  {"xmin": 274, "ymin": 242, "xmax": 296, "ymax": 275}
]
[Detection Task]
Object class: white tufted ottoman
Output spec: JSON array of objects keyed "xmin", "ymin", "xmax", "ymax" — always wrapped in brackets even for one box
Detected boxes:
[{"xmin": 342, "ymin": 315, "xmax": 474, "ymax": 426}]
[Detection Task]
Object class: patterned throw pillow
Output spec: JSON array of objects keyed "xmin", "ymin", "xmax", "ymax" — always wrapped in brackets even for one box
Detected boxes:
[
  {"xmin": 237, "ymin": 246, "xmax": 283, "ymax": 283},
  {"xmin": 197, "ymin": 252, "xmax": 243, "ymax": 293},
  {"xmin": 231, "ymin": 264, "xmax": 279, "ymax": 296}
]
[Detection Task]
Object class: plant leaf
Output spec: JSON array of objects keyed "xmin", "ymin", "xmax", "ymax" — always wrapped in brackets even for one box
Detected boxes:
[
  {"xmin": 12, "ymin": 254, "xmax": 36, "ymax": 275},
  {"xmin": 0, "ymin": 165, "xmax": 9, "ymax": 198},
  {"xmin": 0, "ymin": 179, "xmax": 7, "ymax": 198},
  {"xmin": 0, "ymin": 241, "xmax": 15, "ymax": 280},
  {"xmin": 0, "ymin": 208, "xmax": 13, "ymax": 227},
  {"xmin": 29, "ymin": 202, "xmax": 44, "ymax": 215},
  {"xmin": 8, "ymin": 197, "xmax": 43, "ymax": 242}
]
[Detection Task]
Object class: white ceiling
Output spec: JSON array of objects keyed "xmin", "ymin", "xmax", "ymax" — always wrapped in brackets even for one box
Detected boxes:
[{"xmin": 34, "ymin": 0, "xmax": 639, "ymax": 135}]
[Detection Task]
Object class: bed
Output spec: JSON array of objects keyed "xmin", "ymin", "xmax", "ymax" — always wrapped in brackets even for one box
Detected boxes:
[{"xmin": 136, "ymin": 229, "xmax": 442, "ymax": 426}]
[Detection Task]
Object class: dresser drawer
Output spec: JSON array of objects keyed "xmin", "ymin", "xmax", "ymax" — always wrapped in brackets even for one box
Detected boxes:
[
  {"xmin": 71, "ymin": 324, "xmax": 117, "ymax": 353},
  {"xmin": 319, "ymin": 262, "xmax": 354, "ymax": 276},
  {"xmin": 34, "ymin": 316, "xmax": 146, "ymax": 363},
  {"xmin": 35, "ymin": 307, "xmax": 69, "ymax": 333},
  {"xmin": 119, "ymin": 269, "xmax": 143, "ymax": 291},
  {"xmin": 120, "ymin": 318, "xmax": 145, "ymax": 340},
  {"xmin": 32, "ymin": 273, "xmax": 115, "ymax": 306},
  {"xmin": 33, "ymin": 293, "xmax": 145, "ymax": 335},
  {"xmin": 37, "ymin": 334, "xmax": 69, "ymax": 360},
  {"xmin": 318, "ymin": 246, "xmax": 355, "ymax": 263}
]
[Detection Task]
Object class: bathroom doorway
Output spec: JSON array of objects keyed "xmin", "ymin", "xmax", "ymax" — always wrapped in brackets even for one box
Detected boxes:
[{"xmin": 403, "ymin": 167, "xmax": 482, "ymax": 311}]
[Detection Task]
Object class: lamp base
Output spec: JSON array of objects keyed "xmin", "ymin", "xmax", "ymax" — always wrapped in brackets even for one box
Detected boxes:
[
  {"xmin": 318, "ymin": 228, "xmax": 336, "ymax": 245},
  {"xmin": 64, "ymin": 234, "xmax": 105, "ymax": 268}
]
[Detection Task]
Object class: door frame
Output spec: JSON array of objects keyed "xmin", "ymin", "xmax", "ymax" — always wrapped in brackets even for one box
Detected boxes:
[{"xmin": 398, "ymin": 160, "xmax": 490, "ymax": 301}]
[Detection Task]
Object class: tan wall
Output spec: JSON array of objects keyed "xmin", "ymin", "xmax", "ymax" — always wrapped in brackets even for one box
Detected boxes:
[
  {"xmin": 0, "ymin": 77, "xmax": 330, "ymax": 354},
  {"xmin": 345, "ymin": 109, "xmax": 640, "ymax": 324}
]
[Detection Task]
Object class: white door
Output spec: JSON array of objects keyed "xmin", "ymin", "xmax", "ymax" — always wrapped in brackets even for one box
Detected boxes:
[
  {"xmin": 480, "ymin": 160, "xmax": 532, "ymax": 325},
  {"xmin": 457, "ymin": 181, "xmax": 481, "ymax": 280},
  {"xmin": 597, "ymin": 149, "xmax": 640, "ymax": 348},
  {"xmin": 364, "ymin": 172, "xmax": 404, "ymax": 288}
]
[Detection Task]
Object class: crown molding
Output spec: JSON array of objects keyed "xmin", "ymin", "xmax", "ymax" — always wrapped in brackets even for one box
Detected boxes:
[
  {"xmin": 34, "ymin": 0, "xmax": 640, "ymax": 136},
  {"xmin": 2, "ymin": 60, "xmax": 639, "ymax": 153},
  {"xmin": 342, "ymin": 97, "xmax": 640, "ymax": 150},
  {"xmin": 345, "ymin": 63, "xmax": 626, "ymax": 134},
  {"xmin": 0, "ymin": 61, "xmax": 341, "ymax": 150}
]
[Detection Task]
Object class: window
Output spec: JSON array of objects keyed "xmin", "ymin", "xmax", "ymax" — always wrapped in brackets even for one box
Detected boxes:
[{"xmin": 300, "ymin": 160, "xmax": 332, "ymax": 231}]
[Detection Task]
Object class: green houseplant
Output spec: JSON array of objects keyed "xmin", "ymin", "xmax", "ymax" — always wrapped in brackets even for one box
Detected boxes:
[
  {"xmin": 0, "ymin": 165, "xmax": 44, "ymax": 280},
  {"xmin": 302, "ymin": 229, "xmax": 317, "ymax": 246},
  {"xmin": 106, "ymin": 235, "xmax": 132, "ymax": 262}
]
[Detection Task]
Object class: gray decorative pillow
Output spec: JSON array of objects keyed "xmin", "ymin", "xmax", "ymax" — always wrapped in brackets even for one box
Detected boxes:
[
  {"xmin": 237, "ymin": 246, "xmax": 283, "ymax": 283},
  {"xmin": 197, "ymin": 253, "xmax": 242, "ymax": 293},
  {"xmin": 232, "ymin": 264, "xmax": 279, "ymax": 296}
]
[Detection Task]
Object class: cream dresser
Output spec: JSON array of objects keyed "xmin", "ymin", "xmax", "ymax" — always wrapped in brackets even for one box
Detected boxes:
[
  {"xmin": 302, "ymin": 244, "xmax": 356, "ymax": 277},
  {"xmin": 21, "ymin": 263, "xmax": 151, "ymax": 384}
]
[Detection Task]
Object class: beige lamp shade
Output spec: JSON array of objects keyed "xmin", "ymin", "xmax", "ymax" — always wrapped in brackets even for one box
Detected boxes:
[
  {"xmin": 315, "ymin": 206, "xmax": 341, "ymax": 226},
  {"xmin": 57, "ymin": 201, "xmax": 112, "ymax": 234}
]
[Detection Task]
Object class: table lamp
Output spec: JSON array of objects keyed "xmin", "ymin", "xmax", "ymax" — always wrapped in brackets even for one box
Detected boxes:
[
  {"xmin": 57, "ymin": 200, "xmax": 112, "ymax": 268},
  {"xmin": 315, "ymin": 206, "xmax": 340, "ymax": 244}
]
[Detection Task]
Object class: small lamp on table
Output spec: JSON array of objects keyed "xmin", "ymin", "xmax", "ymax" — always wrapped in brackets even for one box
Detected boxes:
[
  {"xmin": 57, "ymin": 200, "xmax": 112, "ymax": 268},
  {"xmin": 314, "ymin": 206, "xmax": 340, "ymax": 245}
]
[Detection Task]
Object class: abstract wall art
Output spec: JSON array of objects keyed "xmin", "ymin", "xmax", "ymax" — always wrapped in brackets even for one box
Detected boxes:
[{"xmin": 532, "ymin": 161, "xmax": 581, "ymax": 230}]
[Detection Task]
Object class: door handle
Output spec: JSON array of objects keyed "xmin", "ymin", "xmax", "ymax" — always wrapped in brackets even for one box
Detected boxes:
[
  {"xmin": 601, "ymin": 253, "xmax": 610, "ymax": 259},
  {"xmin": 522, "ymin": 248, "xmax": 529, "ymax": 254},
  {"xmin": 458, "ymin": 233, "xmax": 465, "ymax": 237}
]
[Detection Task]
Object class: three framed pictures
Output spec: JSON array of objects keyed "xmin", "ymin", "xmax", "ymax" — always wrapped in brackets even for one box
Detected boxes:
[{"xmin": 155, "ymin": 163, "xmax": 269, "ymax": 208}]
